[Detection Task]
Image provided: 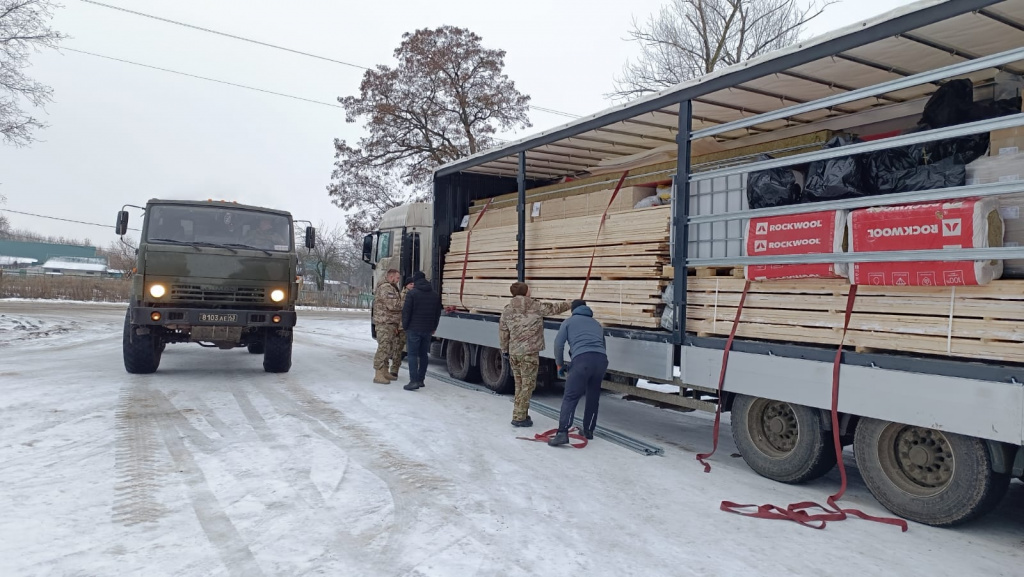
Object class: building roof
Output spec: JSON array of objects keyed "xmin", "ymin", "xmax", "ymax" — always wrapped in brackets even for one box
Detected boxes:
[
  {"xmin": 41, "ymin": 258, "xmax": 108, "ymax": 272},
  {"xmin": 0, "ymin": 240, "xmax": 98, "ymax": 263},
  {"xmin": 436, "ymin": 0, "xmax": 1024, "ymax": 180},
  {"xmin": 0, "ymin": 256, "xmax": 38, "ymax": 266}
]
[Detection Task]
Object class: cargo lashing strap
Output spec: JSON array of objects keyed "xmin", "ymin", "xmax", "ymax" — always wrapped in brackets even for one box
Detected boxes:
[
  {"xmin": 457, "ymin": 197, "xmax": 495, "ymax": 310},
  {"xmin": 580, "ymin": 171, "xmax": 630, "ymax": 300},
  {"xmin": 701, "ymin": 284, "xmax": 908, "ymax": 531},
  {"xmin": 517, "ymin": 427, "xmax": 589, "ymax": 448}
]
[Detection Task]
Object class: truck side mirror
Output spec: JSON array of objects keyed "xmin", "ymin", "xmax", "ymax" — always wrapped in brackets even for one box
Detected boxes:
[
  {"xmin": 361, "ymin": 234, "xmax": 374, "ymax": 265},
  {"xmin": 305, "ymin": 226, "xmax": 316, "ymax": 249},
  {"xmin": 115, "ymin": 211, "xmax": 129, "ymax": 236}
]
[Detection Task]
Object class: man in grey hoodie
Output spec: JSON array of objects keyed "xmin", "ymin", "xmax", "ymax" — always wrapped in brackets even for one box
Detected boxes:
[{"xmin": 550, "ymin": 299, "xmax": 609, "ymax": 446}]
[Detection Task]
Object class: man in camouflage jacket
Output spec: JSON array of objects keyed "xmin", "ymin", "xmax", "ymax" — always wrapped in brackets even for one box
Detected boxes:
[
  {"xmin": 389, "ymin": 279, "xmax": 415, "ymax": 379},
  {"xmin": 372, "ymin": 269, "xmax": 403, "ymax": 384},
  {"xmin": 499, "ymin": 282, "xmax": 572, "ymax": 427}
]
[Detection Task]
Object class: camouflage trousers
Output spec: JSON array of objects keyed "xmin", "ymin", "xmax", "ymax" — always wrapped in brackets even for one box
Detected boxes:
[
  {"xmin": 390, "ymin": 329, "xmax": 407, "ymax": 372},
  {"xmin": 374, "ymin": 323, "xmax": 400, "ymax": 371},
  {"xmin": 510, "ymin": 354, "xmax": 540, "ymax": 421}
]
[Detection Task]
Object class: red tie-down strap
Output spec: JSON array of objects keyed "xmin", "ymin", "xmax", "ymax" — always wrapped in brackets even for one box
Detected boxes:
[
  {"xmin": 719, "ymin": 285, "xmax": 909, "ymax": 531},
  {"xmin": 517, "ymin": 427, "xmax": 589, "ymax": 448},
  {"xmin": 580, "ymin": 170, "xmax": 630, "ymax": 300},
  {"xmin": 696, "ymin": 280, "xmax": 751, "ymax": 472},
  {"xmin": 458, "ymin": 197, "xmax": 495, "ymax": 310}
]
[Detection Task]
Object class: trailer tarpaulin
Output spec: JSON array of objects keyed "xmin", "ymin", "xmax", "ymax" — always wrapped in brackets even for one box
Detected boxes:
[
  {"xmin": 745, "ymin": 210, "xmax": 847, "ymax": 280},
  {"xmin": 848, "ymin": 198, "xmax": 1004, "ymax": 286}
]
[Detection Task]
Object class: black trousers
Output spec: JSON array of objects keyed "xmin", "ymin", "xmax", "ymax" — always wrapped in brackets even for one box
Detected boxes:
[
  {"xmin": 557, "ymin": 352, "xmax": 609, "ymax": 433},
  {"xmin": 406, "ymin": 331, "xmax": 431, "ymax": 383}
]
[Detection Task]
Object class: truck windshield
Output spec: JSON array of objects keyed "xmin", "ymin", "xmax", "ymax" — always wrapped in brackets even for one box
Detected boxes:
[{"xmin": 146, "ymin": 205, "xmax": 293, "ymax": 252}]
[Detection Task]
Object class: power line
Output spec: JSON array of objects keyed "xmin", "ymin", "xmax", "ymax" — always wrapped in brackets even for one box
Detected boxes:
[
  {"xmin": 78, "ymin": 0, "xmax": 582, "ymax": 119},
  {"xmin": 0, "ymin": 208, "xmax": 141, "ymax": 232},
  {"xmin": 79, "ymin": 0, "xmax": 369, "ymax": 71},
  {"xmin": 64, "ymin": 48, "xmax": 344, "ymax": 109}
]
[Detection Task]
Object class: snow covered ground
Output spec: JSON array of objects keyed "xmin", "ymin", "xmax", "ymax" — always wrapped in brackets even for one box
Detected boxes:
[{"xmin": 0, "ymin": 300, "xmax": 1022, "ymax": 576}]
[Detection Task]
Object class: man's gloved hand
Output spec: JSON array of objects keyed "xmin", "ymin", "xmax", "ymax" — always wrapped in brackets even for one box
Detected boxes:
[{"xmin": 501, "ymin": 352, "xmax": 509, "ymax": 362}]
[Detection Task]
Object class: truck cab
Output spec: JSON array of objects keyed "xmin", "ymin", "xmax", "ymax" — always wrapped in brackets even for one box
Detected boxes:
[
  {"xmin": 361, "ymin": 203, "xmax": 434, "ymax": 288},
  {"xmin": 116, "ymin": 199, "xmax": 315, "ymax": 374}
]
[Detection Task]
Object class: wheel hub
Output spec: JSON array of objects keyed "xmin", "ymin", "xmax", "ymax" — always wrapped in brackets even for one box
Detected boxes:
[
  {"xmin": 754, "ymin": 401, "xmax": 798, "ymax": 454},
  {"xmin": 894, "ymin": 426, "xmax": 954, "ymax": 489}
]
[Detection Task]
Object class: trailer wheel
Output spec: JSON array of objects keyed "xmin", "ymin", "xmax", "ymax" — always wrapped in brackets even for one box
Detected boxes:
[
  {"xmin": 731, "ymin": 395, "xmax": 836, "ymax": 484},
  {"xmin": 445, "ymin": 340, "xmax": 479, "ymax": 383},
  {"xmin": 479, "ymin": 347, "xmax": 514, "ymax": 394},
  {"xmin": 854, "ymin": 418, "xmax": 1010, "ymax": 526},
  {"xmin": 123, "ymin": 311, "xmax": 161, "ymax": 374},
  {"xmin": 263, "ymin": 329, "xmax": 292, "ymax": 373}
]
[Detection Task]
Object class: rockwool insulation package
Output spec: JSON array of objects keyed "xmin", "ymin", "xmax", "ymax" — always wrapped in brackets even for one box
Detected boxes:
[
  {"xmin": 744, "ymin": 210, "xmax": 848, "ymax": 281},
  {"xmin": 966, "ymin": 153, "xmax": 1024, "ymax": 276},
  {"xmin": 848, "ymin": 198, "xmax": 1004, "ymax": 286}
]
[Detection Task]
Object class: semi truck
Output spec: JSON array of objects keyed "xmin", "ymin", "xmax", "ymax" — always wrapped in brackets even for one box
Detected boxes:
[
  {"xmin": 364, "ymin": 0, "xmax": 1024, "ymax": 526},
  {"xmin": 116, "ymin": 199, "xmax": 315, "ymax": 374}
]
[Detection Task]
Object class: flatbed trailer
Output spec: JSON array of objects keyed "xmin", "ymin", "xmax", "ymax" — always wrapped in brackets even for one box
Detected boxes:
[{"xmin": 426, "ymin": 0, "xmax": 1024, "ymax": 526}]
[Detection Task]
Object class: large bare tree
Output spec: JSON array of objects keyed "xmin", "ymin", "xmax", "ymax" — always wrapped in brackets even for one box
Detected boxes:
[
  {"xmin": 612, "ymin": 0, "xmax": 832, "ymax": 100},
  {"xmin": 328, "ymin": 25, "xmax": 531, "ymax": 240},
  {"xmin": 100, "ymin": 238, "xmax": 138, "ymax": 276},
  {"xmin": 1, "ymin": 0, "xmax": 66, "ymax": 146}
]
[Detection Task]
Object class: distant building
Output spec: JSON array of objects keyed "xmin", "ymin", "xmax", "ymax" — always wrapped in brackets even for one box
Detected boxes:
[
  {"xmin": 40, "ymin": 256, "xmax": 109, "ymax": 277},
  {"xmin": 0, "ymin": 256, "xmax": 38, "ymax": 270},
  {"xmin": 0, "ymin": 240, "xmax": 98, "ymax": 263}
]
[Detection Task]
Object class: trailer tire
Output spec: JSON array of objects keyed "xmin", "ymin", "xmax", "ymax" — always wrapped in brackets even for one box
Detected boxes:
[
  {"xmin": 123, "ymin": 311, "xmax": 161, "ymax": 374},
  {"xmin": 479, "ymin": 347, "xmax": 514, "ymax": 394},
  {"xmin": 445, "ymin": 340, "xmax": 479, "ymax": 383},
  {"xmin": 853, "ymin": 418, "xmax": 1010, "ymax": 526},
  {"xmin": 263, "ymin": 329, "xmax": 292, "ymax": 373},
  {"xmin": 731, "ymin": 394, "xmax": 836, "ymax": 484}
]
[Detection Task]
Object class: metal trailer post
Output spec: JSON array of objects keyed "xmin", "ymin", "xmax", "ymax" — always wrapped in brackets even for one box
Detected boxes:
[
  {"xmin": 672, "ymin": 100, "xmax": 693, "ymax": 346},
  {"xmin": 517, "ymin": 151, "xmax": 526, "ymax": 283}
]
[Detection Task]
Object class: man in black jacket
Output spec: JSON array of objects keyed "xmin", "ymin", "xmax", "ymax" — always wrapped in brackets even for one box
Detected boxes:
[{"xmin": 401, "ymin": 271, "xmax": 442, "ymax": 390}]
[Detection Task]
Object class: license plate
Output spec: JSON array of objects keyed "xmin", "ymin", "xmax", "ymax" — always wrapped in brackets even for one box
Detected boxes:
[{"xmin": 199, "ymin": 313, "xmax": 237, "ymax": 323}]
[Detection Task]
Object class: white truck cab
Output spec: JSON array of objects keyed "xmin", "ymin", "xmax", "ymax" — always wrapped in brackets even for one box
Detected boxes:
[{"xmin": 361, "ymin": 203, "xmax": 434, "ymax": 288}]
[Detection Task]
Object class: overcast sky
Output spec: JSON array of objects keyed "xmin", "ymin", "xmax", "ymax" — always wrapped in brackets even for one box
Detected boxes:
[{"xmin": 0, "ymin": 0, "xmax": 912, "ymax": 245}]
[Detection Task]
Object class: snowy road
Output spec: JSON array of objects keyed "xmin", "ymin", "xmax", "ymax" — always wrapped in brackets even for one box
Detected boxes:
[{"xmin": 1, "ymin": 301, "xmax": 1022, "ymax": 576}]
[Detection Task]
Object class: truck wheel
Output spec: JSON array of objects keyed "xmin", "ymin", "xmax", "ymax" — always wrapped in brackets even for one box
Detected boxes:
[
  {"xmin": 853, "ymin": 418, "xmax": 1010, "ymax": 526},
  {"xmin": 479, "ymin": 347, "xmax": 514, "ymax": 394},
  {"xmin": 731, "ymin": 394, "xmax": 836, "ymax": 484},
  {"xmin": 536, "ymin": 358, "xmax": 556, "ymax": 391},
  {"xmin": 445, "ymin": 340, "xmax": 480, "ymax": 383},
  {"xmin": 263, "ymin": 329, "xmax": 292, "ymax": 373},
  {"xmin": 123, "ymin": 311, "xmax": 161, "ymax": 374},
  {"xmin": 247, "ymin": 341, "xmax": 265, "ymax": 354}
]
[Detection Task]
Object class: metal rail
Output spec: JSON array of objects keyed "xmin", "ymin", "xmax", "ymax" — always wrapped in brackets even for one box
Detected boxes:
[
  {"xmin": 689, "ymin": 180, "xmax": 1024, "ymax": 224},
  {"xmin": 690, "ymin": 114, "xmax": 1024, "ymax": 182},
  {"xmin": 691, "ymin": 45, "xmax": 1024, "ymax": 140},
  {"xmin": 687, "ymin": 246, "xmax": 1024, "ymax": 267}
]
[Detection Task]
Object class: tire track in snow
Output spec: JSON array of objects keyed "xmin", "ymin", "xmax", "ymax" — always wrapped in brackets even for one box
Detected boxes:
[{"xmin": 112, "ymin": 383, "xmax": 168, "ymax": 526}]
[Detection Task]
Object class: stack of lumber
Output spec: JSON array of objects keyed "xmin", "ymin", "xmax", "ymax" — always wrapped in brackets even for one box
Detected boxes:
[
  {"xmin": 442, "ymin": 205, "xmax": 671, "ymax": 328},
  {"xmin": 686, "ymin": 277, "xmax": 1024, "ymax": 363},
  {"xmin": 471, "ymin": 185, "xmax": 658, "ymax": 230}
]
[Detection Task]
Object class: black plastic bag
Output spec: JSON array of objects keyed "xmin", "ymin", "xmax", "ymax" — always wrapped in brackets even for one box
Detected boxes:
[
  {"xmin": 746, "ymin": 154, "xmax": 804, "ymax": 209},
  {"xmin": 921, "ymin": 79, "xmax": 974, "ymax": 128},
  {"xmin": 966, "ymin": 96, "xmax": 1022, "ymax": 122},
  {"xmin": 804, "ymin": 136, "xmax": 870, "ymax": 202},
  {"xmin": 870, "ymin": 154, "xmax": 965, "ymax": 195}
]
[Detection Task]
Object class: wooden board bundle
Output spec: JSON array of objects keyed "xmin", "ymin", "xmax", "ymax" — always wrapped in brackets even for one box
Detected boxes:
[
  {"xmin": 442, "ymin": 206, "xmax": 672, "ymax": 328},
  {"xmin": 686, "ymin": 277, "xmax": 1024, "ymax": 363}
]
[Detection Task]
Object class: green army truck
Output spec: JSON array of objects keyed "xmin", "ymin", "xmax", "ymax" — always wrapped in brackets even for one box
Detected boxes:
[{"xmin": 115, "ymin": 199, "xmax": 315, "ymax": 374}]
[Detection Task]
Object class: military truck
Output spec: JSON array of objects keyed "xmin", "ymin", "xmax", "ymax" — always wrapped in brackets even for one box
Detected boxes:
[{"xmin": 115, "ymin": 199, "xmax": 315, "ymax": 374}]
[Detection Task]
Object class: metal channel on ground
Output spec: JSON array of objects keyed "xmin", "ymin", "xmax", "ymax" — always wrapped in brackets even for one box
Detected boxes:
[{"xmin": 424, "ymin": 369, "xmax": 665, "ymax": 456}]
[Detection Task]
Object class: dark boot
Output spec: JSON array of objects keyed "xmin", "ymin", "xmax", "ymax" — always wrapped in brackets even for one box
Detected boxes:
[
  {"xmin": 548, "ymin": 430, "xmax": 570, "ymax": 446},
  {"xmin": 403, "ymin": 381, "xmax": 420, "ymax": 391},
  {"xmin": 511, "ymin": 416, "xmax": 533, "ymax": 428},
  {"xmin": 583, "ymin": 429, "xmax": 594, "ymax": 440}
]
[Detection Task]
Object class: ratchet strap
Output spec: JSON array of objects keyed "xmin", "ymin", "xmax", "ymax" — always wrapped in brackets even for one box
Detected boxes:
[
  {"xmin": 580, "ymin": 171, "xmax": 629, "ymax": 299},
  {"xmin": 458, "ymin": 197, "xmax": 494, "ymax": 310},
  {"xmin": 517, "ymin": 427, "xmax": 589, "ymax": 449}
]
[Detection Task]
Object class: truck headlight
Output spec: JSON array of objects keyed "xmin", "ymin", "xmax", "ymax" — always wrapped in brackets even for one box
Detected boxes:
[
  {"xmin": 270, "ymin": 289, "xmax": 285, "ymax": 302},
  {"xmin": 149, "ymin": 284, "xmax": 166, "ymax": 298}
]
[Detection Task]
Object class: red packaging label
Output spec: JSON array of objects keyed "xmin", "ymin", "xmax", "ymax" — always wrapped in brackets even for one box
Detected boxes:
[
  {"xmin": 745, "ymin": 210, "xmax": 845, "ymax": 280},
  {"xmin": 848, "ymin": 199, "xmax": 994, "ymax": 286}
]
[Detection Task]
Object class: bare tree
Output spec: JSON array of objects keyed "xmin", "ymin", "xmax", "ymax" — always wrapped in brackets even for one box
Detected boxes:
[
  {"xmin": 612, "ymin": 0, "xmax": 832, "ymax": 100},
  {"xmin": 328, "ymin": 25, "xmax": 532, "ymax": 240},
  {"xmin": 99, "ymin": 237, "xmax": 138, "ymax": 276},
  {"xmin": 304, "ymin": 222, "xmax": 350, "ymax": 291},
  {"xmin": 1, "ymin": 0, "xmax": 66, "ymax": 146},
  {"xmin": 0, "ymin": 193, "xmax": 9, "ymax": 237}
]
